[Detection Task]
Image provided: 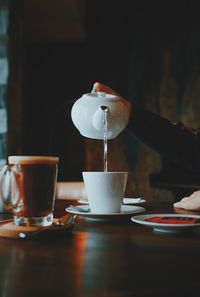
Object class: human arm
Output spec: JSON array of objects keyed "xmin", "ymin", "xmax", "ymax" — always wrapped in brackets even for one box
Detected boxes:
[
  {"xmin": 94, "ymin": 82, "xmax": 200, "ymax": 173},
  {"xmin": 128, "ymin": 105, "xmax": 200, "ymax": 173}
]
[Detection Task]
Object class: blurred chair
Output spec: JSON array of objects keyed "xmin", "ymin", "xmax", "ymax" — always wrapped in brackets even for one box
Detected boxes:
[{"xmin": 149, "ymin": 158, "xmax": 200, "ymax": 202}]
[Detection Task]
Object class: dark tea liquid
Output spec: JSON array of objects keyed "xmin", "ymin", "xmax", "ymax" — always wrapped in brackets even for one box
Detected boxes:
[{"xmin": 9, "ymin": 157, "xmax": 58, "ymax": 218}]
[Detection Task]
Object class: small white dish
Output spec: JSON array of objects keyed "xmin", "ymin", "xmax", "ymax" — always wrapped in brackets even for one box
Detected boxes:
[
  {"xmin": 123, "ymin": 197, "xmax": 146, "ymax": 204},
  {"xmin": 66, "ymin": 205, "xmax": 146, "ymax": 221},
  {"xmin": 131, "ymin": 214, "xmax": 200, "ymax": 234},
  {"xmin": 77, "ymin": 197, "xmax": 146, "ymax": 205}
]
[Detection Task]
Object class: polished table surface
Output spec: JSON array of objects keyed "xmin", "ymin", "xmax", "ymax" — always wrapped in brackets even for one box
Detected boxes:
[{"xmin": 0, "ymin": 199, "xmax": 200, "ymax": 297}]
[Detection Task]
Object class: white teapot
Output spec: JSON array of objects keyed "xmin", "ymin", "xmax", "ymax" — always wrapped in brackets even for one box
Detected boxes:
[{"xmin": 71, "ymin": 91, "xmax": 130, "ymax": 139}]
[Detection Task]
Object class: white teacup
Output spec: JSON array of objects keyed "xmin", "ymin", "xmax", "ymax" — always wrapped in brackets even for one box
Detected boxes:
[{"xmin": 82, "ymin": 171, "xmax": 128, "ymax": 213}]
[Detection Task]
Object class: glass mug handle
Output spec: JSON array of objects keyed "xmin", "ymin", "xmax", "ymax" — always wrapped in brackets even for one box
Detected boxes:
[{"xmin": 0, "ymin": 164, "xmax": 21, "ymax": 211}]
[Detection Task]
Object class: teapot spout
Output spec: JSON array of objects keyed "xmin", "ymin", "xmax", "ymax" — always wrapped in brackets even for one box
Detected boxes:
[
  {"xmin": 101, "ymin": 105, "xmax": 108, "ymax": 112},
  {"xmin": 92, "ymin": 105, "xmax": 109, "ymax": 132}
]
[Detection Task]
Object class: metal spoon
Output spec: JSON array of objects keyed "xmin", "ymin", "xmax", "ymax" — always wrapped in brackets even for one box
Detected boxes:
[
  {"xmin": 56, "ymin": 213, "xmax": 77, "ymax": 226},
  {"xmin": 67, "ymin": 205, "xmax": 90, "ymax": 213}
]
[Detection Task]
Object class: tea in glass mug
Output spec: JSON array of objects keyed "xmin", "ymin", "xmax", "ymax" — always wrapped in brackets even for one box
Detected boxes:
[{"xmin": 0, "ymin": 156, "xmax": 59, "ymax": 226}]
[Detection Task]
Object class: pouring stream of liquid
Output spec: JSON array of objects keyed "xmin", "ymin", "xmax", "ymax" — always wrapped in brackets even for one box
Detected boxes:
[{"xmin": 101, "ymin": 105, "xmax": 108, "ymax": 172}]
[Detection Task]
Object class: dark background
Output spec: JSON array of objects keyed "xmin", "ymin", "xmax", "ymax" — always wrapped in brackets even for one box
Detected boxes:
[{"xmin": 7, "ymin": 0, "xmax": 200, "ymax": 200}]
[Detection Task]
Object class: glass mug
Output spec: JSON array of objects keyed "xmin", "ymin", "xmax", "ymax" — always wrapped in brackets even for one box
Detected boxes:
[{"xmin": 0, "ymin": 156, "xmax": 59, "ymax": 226}]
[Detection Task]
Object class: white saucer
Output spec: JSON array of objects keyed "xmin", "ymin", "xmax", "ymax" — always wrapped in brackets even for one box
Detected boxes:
[
  {"xmin": 77, "ymin": 197, "xmax": 146, "ymax": 205},
  {"xmin": 131, "ymin": 214, "xmax": 200, "ymax": 234},
  {"xmin": 66, "ymin": 205, "xmax": 146, "ymax": 221}
]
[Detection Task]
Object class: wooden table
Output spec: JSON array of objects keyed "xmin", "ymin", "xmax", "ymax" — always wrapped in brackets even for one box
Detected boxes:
[{"xmin": 0, "ymin": 200, "xmax": 200, "ymax": 297}]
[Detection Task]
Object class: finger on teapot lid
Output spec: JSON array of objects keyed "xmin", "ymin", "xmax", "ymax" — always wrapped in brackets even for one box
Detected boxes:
[{"xmin": 91, "ymin": 84, "xmax": 97, "ymax": 93}]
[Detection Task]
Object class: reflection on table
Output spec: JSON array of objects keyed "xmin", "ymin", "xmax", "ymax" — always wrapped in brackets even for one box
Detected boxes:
[{"xmin": 0, "ymin": 199, "xmax": 200, "ymax": 297}]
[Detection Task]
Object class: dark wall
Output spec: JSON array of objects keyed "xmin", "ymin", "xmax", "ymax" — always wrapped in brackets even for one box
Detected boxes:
[
  {"xmin": 22, "ymin": 42, "xmax": 88, "ymax": 180},
  {"xmin": 9, "ymin": 1, "xmax": 200, "ymax": 198},
  {"xmin": 23, "ymin": 42, "xmax": 87, "ymax": 151},
  {"xmin": 21, "ymin": 0, "xmax": 134, "ymax": 181}
]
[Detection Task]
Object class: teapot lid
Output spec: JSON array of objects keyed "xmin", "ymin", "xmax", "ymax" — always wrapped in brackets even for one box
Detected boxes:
[{"xmin": 82, "ymin": 92, "xmax": 119, "ymax": 100}]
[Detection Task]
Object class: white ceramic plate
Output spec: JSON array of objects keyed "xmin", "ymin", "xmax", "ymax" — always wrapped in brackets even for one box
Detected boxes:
[
  {"xmin": 77, "ymin": 197, "xmax": 146, "ymax": 205},
  {"xmin": 131, "ymin": 214, "xmax": 200, "ymax": 233},
  {"xmin": 66, "ymin": 205, "xmax": 146, "ymax": 221}
]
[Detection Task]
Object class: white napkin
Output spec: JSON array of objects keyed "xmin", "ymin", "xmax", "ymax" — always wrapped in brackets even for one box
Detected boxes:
[
  {"xmin": 56, "ymin": 182, "xmax": 87, "ymax": 200},
  {"xmin": 174, "ymin": 190, "xmax": 200, "ymax": 210}
]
